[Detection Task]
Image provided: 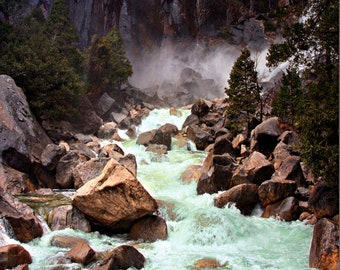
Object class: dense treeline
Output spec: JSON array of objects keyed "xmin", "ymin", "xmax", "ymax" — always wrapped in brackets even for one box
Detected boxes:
[{"xmin": 0, "ymin": 0, "xmax": 131, "ymax": 121}]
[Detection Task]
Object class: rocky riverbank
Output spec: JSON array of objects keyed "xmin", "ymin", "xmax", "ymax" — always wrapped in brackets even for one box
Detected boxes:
[{"xmin": 0, "ymin": 74, "xmax": 338, "ymax": 269}]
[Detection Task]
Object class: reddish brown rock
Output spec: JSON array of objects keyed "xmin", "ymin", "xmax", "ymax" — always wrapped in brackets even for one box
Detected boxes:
[
  {"xmin": 231, "ymin": 151, "xmax": 274, "ymax": 186},
  {"xmin": 258, "ymin": 179, "xmax": 297, "ymax": 207},
  {"xmin": 67, "ymin": 241, "xmax": 96, "ymax": 265},
  {"xmin": 0, "ymin": 191, "xmax": 43, "ymax": 242},
  {"xmin": 95, "ymin": 245, "xmax": 145, "ymax": 270},
  {"xmin": 98, "ymin": 143, "xmax": 124, "ymax": 160},
  {"xmin": 97, "ymin": 122, "xmax": 118, "ymax": 139},
  {"xmin": 159, "ymin": 123, "xmax": 179, "ymax": 137},
  {"xmin": 50, "ymin": 235, "xmax": 89, "ymax": 248},
  {"xmin": 261, "ymin": 196, "xmax": 299, "ymax": 221},
  {"xmin": 0, "ymin": 244, "xmax": 32, "ymax": 269},
  {"xmin": 181, "ymin": 164, "xmax": 203, "ymax": 183},
  {"xmin": 214, "ymin": 183, "xmax": 259, "ymax": 215},
  {"xmin": 193, "ymin": 258, "xmax": 224, "ymax": 269},
  {"xmin": 309, "ymin": 218, "xmax": 339, "ymax": 270},
  {"xmin": 213, "ymin": 134, "xmax": 234, "ymax": 155},
  {"xmin": 48, "ymin": 205, "xmax": 91, "ymax": 232},
  {"xmin": 129, "ymin": 215, "xmax": 168, "ymax": 242},
  {"xmin": 136, "ymin": 129, "xmax": 172, "ymax": 150},
  {"xmin": 191, "ymin": 98, "xmax": 210, "ymax": 117},
  {"xmin": 72, "ymin": 159, "xmax": 158, "ymax": 232},
  {"xmin": 186, "ymin": 125, "xmax": 214, "ymax": 151}
]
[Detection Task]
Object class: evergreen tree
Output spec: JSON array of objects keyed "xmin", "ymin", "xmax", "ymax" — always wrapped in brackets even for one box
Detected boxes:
[
  {"xmin": 266, "ymin": 0, "xmax": 339, "ymax": 188},
  {"xmin": 84, "ymin": 28, "xmax": 132, "ymax": 99},
  {"xmin": 225, "ymin": 48, "xmax": 262, "ymax": 136}
]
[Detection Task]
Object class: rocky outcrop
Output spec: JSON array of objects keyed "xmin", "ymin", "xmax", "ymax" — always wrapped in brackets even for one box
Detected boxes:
[
  {"xmin": 309, "ymin": 218, "xmax": 339, "ymax": 270},
  {"xmin": 72, "ymin": 159, "xmax": 158, "ymax": 232}
]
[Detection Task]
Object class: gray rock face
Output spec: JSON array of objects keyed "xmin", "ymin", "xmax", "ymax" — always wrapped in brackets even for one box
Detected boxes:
[{"xmin": 0, "ymin": 75, "xmax": 52, "ymax": 171}]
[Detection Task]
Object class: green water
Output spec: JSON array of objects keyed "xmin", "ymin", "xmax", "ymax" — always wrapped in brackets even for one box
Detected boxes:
[{"xmin": 20, "ymin": 108, "xmax": 313, "ymax": 269}]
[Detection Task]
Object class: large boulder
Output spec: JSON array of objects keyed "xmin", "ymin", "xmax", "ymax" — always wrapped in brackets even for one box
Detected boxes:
[
  {"xmin": 258, "ymin": 179, "xmax": 297, "ymax": 207},
  {"xmin": 0, "ymin": 244, "xmax": 32, "ymax": 269},
  {"xmin": 214, "ymin": 183, "xmax": 259, "ymax": 215},
  {"xmin": 72, "ymin": 159, "xmax": 158, "ymax": 232},
  {"xmin": 136, "ymin": 129, "xmax": 172, "ymax": 150},
  {"xmin": 0, "ymin": 191, "xmax": 43, "ymax": 242},
  {"xmin": 191, "ymin": 98, "xmax": 211, "ymax": 117},
  {"xmin": 129, "ymin": 215, "xmax": 168, "ymax": 242},
  {"xmin": 67, "ymin": 241, "xmax": 96, "ymax": 265},
  {"xmin": 41, "ymin": 143, "xmax": 67, "ymax": 171},
  {"xmin": 0, "ymin": 75, "xmax": 52, "ymax": 173},
  {"xmin": 213, "ymin": 134, "xmax": 234, "ymax": 155},
  {"xmin": 95, "ymin": 245, "xmax": 145, "ymax": 270},
  {"xmin": 309, "ymin": 218, "xmax": 339, "ymax": 270},
  {"xmin": 231, "ymin": 151, "xmax": 274, "ymax": 187},
  {"xmin": 186, "ymin": 125, "xmax": 214, "ymax": 151},
  {"xmin": 261, "ymin": 196, "xmax": 299, "ymax": 221}
]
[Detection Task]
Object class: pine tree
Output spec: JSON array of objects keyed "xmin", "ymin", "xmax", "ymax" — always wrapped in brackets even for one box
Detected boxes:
[{"xmin": 225, "ymin": 48, "xmax": 262, "ymax": 136}]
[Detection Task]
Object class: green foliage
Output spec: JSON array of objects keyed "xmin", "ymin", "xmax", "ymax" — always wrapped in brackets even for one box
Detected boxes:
[
  {"xmin": 0, "ymin": 8, "xmax": 83, "ymax": 121},
  {"xmin": 84, "ymin": 28, "xmax": 132, "ymax": 98},
  {"xmin": 225, "ymin": 48, "xmax": 262, "ymax": 136},
  {"xmin": 266, "ymin": 0, "xmax": 339, "ymax": 187},
  {"xmin": 272, "ymin": 67, "xmax": 303, "ymax": 125}
]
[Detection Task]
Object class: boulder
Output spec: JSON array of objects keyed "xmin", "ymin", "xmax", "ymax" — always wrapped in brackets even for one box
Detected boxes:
[
  {"xmin": 193, "ymin": 258, "xmax": 224, "ymax": 269},
  {"xmin": 0, "ymin": 163, "xmax": 36, "ymax": 195},
  {"xmin": 250, "ymin": 117, "xmax": 281, "ymax": 157},
  {"xmin": 213, "ymin": 134, "xmax": 234, "ymax": 155},
  {"xmin": 308, "ymin": 183, "xmax": 339, "ymax": 218},
  {"xmin": 56, "ymin": 150, "xmax": 88, "ymax": 188},
  {"xmin": 129, "ymin": 215, "xmax": 168, "ymax": 242},
  {"xmin": 97, "ymin": 122, "xmax": 118, "ymax": 139},
  {"xmin": 95, "ymin": 92, "xmax": 115, "ymax": 117},
  {"xmin": 146, "ymin": 144, "xmax": 168, "ymax": 155},
  {"xmin": 258, "ymin": 179, "xmax": 297, "ymax": 207},
  {"xmin": 201, "ymin": 112, "xmax": 223, "ymax": 128},
  {"xmin": 191, "ymin": 98, "xmax": 210, "ymax": 117},
  {"xmin": 48, "ymin": 205, "xmax": 91, "ymax": 232},
  {"xmin": 70, "ymin": 142, "xmax": 96, "ymax": 159},
  {"xmin": 67, "ymin": 241, "xmax": 96, "ymax": 265},
  {"xmin": 41, "ymin": 144, "xmax": 67, "ymax": 171},
  {"xmin": 197, "ymin": 173, "xmax": 215, "ymax": 195},
  {"xmin": 261, "ymin": 196, "xmax": 299, "ymax": 221},
  {"xmin": 214, "ymin": 183, "xmax": 259, "ymax": 215},
  {"xmin": 42, "ymin": 119, "xmax": 75, "ymax": 142},
  {"xmin": 181, "ymin": 165, "xmax": 203, "ymax": 183},
  {"xmin": 0, "ymin": 75, "xmax": 52, "ymax": 172},
  {"xmin": 278, "ymin": 130, "xmax": 300, "ymax": 146},
  {"xmin": 231, "ymin": 151, "xmax": 274, "ymax": 187},
  {"xmin": 0, "ymin": 191, "xmax": 43, "ymax": 242},
  {"xmin": 186, "ymin": 125, "xmax": 214, "ymax": 151},
  {"xmin": 72, "ymin": 159, "xmax": 158, "ymax": 232},
  {"xmin": 182, "ymin": 114, "xmax": 200, "ymax": 129},
  {"xmin": 95, "ymin": 245, "xmax": 145, "ymax": 270},
  {"xmin": 73, "ymin": 158, "xmax": 108, "ymax": 189},
  {"xmin": 118, "ymin": 154, "xmax": 137, "ymax": 177},
  {"xmin": 51, "ymin": 235, "xmax": 89, "ymax": 249},
  {"xmin": 159, "ymin": 123, "xmax": 179, "ymax": 137},
  {"xmin": 272, "ymin": 141, "xmax": 297, "ymax": 167},
  {"xmin": 271, "ymin": 156, "xmax": 306, "ymax": 187},
  {"xmin": 98, "ymin": 143, "xmax": 124, "ymax": 160},
  {"xmin": 136, "ymin": 129, "xmax": 172, "ymax": 150},
  {"xmin": 309, "ymin": 218, "xmax": 339, "ymax": 270},
  {"xmin": 0, "ymin": 244, "xmax": 32, "ymax": 269}
]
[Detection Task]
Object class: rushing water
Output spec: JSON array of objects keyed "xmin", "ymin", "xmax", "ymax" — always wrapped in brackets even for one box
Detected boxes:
[{"xmin": 17, "ymin": 108, "xmax": 313, "ymax": 270}]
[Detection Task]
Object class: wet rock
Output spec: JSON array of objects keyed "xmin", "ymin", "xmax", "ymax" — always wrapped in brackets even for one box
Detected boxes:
[
  {"xmin": 72, "ymin": 159, "xmax": 158, "ymax": 232},
  {"xmin": 56, "ymin": 150, "xmax": 88, "ymax": 188},
  {"xmin": 67, "ymin": 241, "xmax": 95, "ymax": 265},
  {"xmin": 97, "ymin": 122, "xmax": 118, "ymax": 139},
  {"xmin": 0, "ymin": 163, "xmax": 36, "ymax": 195},
  {"xmin": 309, "ymin": 218, "xmax": 339, "ymax": 270},
  {"xmin": 95, "ymin": 245, "xmax": 145, "ymax": 270},
  {"xmin": 214, "ymin": 183, "xmax": 259, "ymax": 215},
  {"xmin": 231, "ymin": 151, "xmax": 274, "ymax": 187},
  {"xmin": 0, "ymin": 191, "xmax": 43, "ymax": 242},
  {"xmin": 308, "ymin": 183, "xmax": 339, "ymax": 219},
  {"xmin": 41, "ymin": 143, "xmax": 67, "ymax": 171},
  {"xmin": 73, "ymin": 158, "xmax": 108, "ymax": 189},
  {"xmin": 213, "ymin": 134, "xmax": 234, "ymax": 155},
  {"xmin": 182, "ymin": 114, "xmax": 200, "ymax": 129},
  {"xmin": 191, "ymin": 98, "xmax": 210, "ymax": 117},
  {"xmin": 48, "ymin": 205, "xmax": 91, "ymax": 232},
  {"xmin": 186, "ymin": 125, "xmax": 214, "ymax": 151},
  {"xmin": 0, "ymin": 244, "xmax": 32, "ymax": 269},
  {"xmin": 137, "ymin": 129, "xmax": 172, "ymax": 150},
  {"xmin": 193, "ymin": 258, "xmax": 224, "ymax": 269},
  {"xmin": 129, "ymin": 215, "xmax": 168, "ymax": 242},
  {"xmin": 0, "ymin": 75, "xmax": 52, "ymax": 172},
  {"xmin": 181, "ymin": 165, "xmax": 203, "ymax": 183},
  {"xmin": 51, "ymin": 235, "xmax": 89, "ymax": 248},
  {"xmin": 271, "ymin": 156, "xmax": 306, "ymax": 187},
  {"xmin": 146, "ymin": 144, "xmax": 168, "ymax": 155},
  {"xmin": 250, "ymin": 117, "xmax": 281, "ymax": 157},
  {"xmin": 159, "ymin": 123, "xmax": 179, "ymax": 137},
  {"xmin": 258, "ymin": 179, "xmax": 297, "ymax": 207},
  {"xmin": 197, "ymin": 173, "xmax": 215, "ymax": 195},
  {"xmin": 261, "ymin": 196, "xmax": 299, "ymax": 221}
]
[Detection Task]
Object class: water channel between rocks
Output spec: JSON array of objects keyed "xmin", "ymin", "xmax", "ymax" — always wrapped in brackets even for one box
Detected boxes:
[{"xmin": 21, "ymin": 108, "xmax": 313, "ymax": 269}]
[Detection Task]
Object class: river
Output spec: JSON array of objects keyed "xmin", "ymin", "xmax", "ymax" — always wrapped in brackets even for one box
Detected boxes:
[{"xmin": 17, "ymin": 108, "xmax": 313, "ymax": 269}]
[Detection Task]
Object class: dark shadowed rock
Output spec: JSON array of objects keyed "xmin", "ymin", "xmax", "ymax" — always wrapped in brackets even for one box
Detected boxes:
[
  {"xmin": 159, "ymin": 123, "xmax": 179, "ymax": 137},
  {"xmin": 72, "ymin": 159, "xmax": 158, "ymax": 232},
  {"xmin": 182, "ymin": 114, "xmax": 200, "ymax": 129},
  {"xmin": 214, "ymin": 183, "xmax": 259, "ymax": 215},
  {"xmin": 0, "ymin": 191, "xmax": 43, "ymax": 242},
  {"xmin": 137, "ymin": 129, "xmax": 172, "ymax": 150},
  {"xmin": 98, "ymin": 143, "xmax": 124, "ymax": 160},
  {"xmin": 118, "ymin": 154, "xmax": 137, "ymax": 177},
  {"xmin": 186, "ymin": 125, "xmax": 214, "ymax": 151},
  {"xmin": 129, "ymin": 215, "xmax": 168, "ymax": 242},
  {"xmin": 0, "ymin": 244, "xmax": 32, "ymax": 269},
  {"xmin": 191, "ymin": 98, "xmax": 210, "ymax": 117},
  {"xmin": 231, "ymin": 151, "xmax": 274, "ymax": 187},
  {"xmin": 97, "ymin": 122, "xmax": 118, "ymax": 139},
  {"xmin": 309, "ymin": 218, "xmax": 339, "ymax": 270},
  {"xmin": 48, "ymin": 205, "xmax": 91, "ymax": 232},
  {"xmin": 95, "ymin": 245, "xmax": 145, "ymax": 270},
  {"xmin": 261, "ymin": 196, "xmax": 299, "ymax": 221},
  {"xmin": 258, "ymin": 179, "xmax": 297, "ymax": 207},
  {"xmin": 213, "ymin": 134, "xmax": 234, "ymax": 155},
  {"xmin": 41, "ymin": 144, "xmax": 67, "ymax": 171}
]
